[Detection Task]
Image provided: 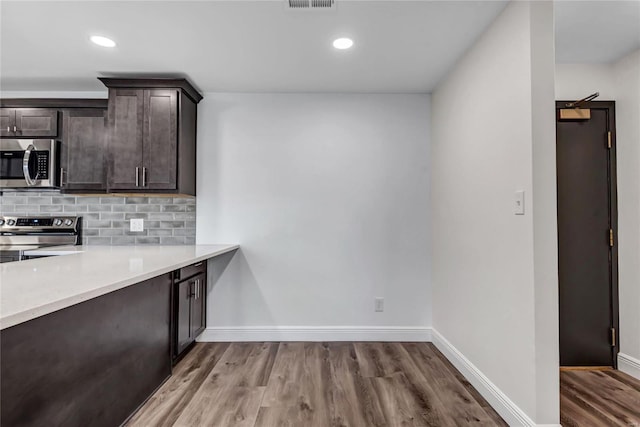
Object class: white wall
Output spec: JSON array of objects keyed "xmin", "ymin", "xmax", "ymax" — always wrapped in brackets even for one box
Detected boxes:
[
  {"xmin": 555, "ymin": 64, "xmax": 615, "ymax": 100},
  {"xmin": 555, "ymin": 50, "xmax": 640, "ymax": 378},
  {"xmin": 431, "ymin": 2, "xmax": 558, "ymax": 425},
  {"xmin": 196, "ymin": 93, "xmax": 431, "ymax": 339},
  {"xmin": 613, "ymin": 50, "xmax": 640, "ymax": 376}
]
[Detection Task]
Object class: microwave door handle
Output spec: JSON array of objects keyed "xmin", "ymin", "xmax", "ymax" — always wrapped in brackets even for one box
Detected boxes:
[{"xmin": 22, "ymin": 144, "xmax": 39, "ymax": 186}]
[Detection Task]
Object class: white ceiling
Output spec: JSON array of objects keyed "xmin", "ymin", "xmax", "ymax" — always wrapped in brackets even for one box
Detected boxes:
[
  {"xmin": 0, "ymin": 0, "xmax": 508, "ymax": 93},
  {"xmin": 1, "ymin": 1, "xmax": 638, "ymax": 93},
  {"xmin": 555, "ymin": 0, "xmax": 640, "ymax": 64}
]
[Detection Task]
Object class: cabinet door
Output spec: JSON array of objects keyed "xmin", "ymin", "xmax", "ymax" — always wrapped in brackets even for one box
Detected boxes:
[
  {"xmin": 142, "ymin": 89, "xmax": 177, "ymax": 190},
  {"xmin": 0, "ymin": 108, "xmax": 15, "ymax": 137},
  {"xmin": 176, "ymin": 279, "xmax": 193, "ymax": 356},
  {"xmin": 61, "ymin": 109, "xmax": 107, "ymax": 191},
  {"xmin": 15, "ymin": 108, "xmax": 58, "ymax": 137},
  {"xmin": 108, "ymin": 89, "xmax": 144, "ymax": 190},
  {"xmin": 190, "ymin": 273, "xmax": 206, "ymax": 338}
]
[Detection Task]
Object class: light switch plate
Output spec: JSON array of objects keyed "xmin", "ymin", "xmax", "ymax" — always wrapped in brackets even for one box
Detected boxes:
[
  {"xmin": 130, "ymin": 218, "xmax": 144, "ymax": 232},
  {"xmin": 514, "ymin": 190, "xmax": 525, "ymax": 215}
]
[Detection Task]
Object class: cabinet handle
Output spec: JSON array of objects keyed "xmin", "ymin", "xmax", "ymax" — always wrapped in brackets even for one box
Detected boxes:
[
  {"xmin": 6, "ymin": 126, "xmax": 9, "ymax": 133},
  {"xmin": 142, "ymin": 167, "xmax": 147, "ymax": 187},
  {"xmin": 195, "ymin": 279, "xmax": 199, "ymax": 299},
  {"xmin": 59, "ymin": 168, "xmax": 66, "ymax": 186},
  {"xmin": 13, "ymin": 125, "xmax": 17, "ymax": 133},
  {"xmin": 194, "ymin": 262, "xmax": 203, "ymax": 267},
  {"xmin": 135, "ymin": 167, "xmax": 140, "ymax": 187}
]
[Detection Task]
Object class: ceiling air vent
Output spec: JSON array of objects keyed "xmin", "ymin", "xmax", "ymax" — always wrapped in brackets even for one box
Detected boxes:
[{"xmin": 288, "ymin": 0, "xmax": 335, "ymax": 10}]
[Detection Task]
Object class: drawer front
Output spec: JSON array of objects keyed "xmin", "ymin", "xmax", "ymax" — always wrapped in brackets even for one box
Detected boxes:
[{"xmin": 175, "ymin": 260, "xmax": 206, "ymax": 282}]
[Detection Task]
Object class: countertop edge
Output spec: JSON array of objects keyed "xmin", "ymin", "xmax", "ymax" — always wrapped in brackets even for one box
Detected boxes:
[{"xmin": 0, "ymin": 244, "xmax": 239, "ymax": 330}]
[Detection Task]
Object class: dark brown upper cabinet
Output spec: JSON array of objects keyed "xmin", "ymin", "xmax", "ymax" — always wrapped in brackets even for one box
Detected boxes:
[
  {"xmin": 100, "ymin": 78, "xmax": 202, "ymax": 195},
  {"xmin": 0, "ymin": 109, "xmax": 12, "ymax": 137},
  {"xmin": 0, "ymin": 108, "xmax": 59, "ymax": 137},
  {"xmin": 106, "ymin": 88, "xmax": 144, "ymax": 190},
  {"xmin": 60, "ymin": 109, "xmax": 108, "ymax": 192},
  {"xmin": 1, "ymin": 99, "xmax": 109, "ymax": 193}
]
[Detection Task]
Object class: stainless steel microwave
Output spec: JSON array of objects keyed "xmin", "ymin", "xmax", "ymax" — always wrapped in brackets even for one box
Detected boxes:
[{"xmin": 0, "ymin": 139, "xmax": 60, "ymax": 189}]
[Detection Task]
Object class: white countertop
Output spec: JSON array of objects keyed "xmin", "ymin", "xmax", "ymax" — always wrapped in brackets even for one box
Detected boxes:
[{"xmin": 0, "ymin": 244, "xmax": 239, "ymax": 330}]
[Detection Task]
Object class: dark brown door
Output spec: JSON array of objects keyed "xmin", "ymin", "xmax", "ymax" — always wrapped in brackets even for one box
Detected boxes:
[
  {"xmin": 190, "ymin": 272, "xmax": 206, "ymax": 338},
  {"xmin": 556, "ymin": 101, "xmax": 618, "ymax": 367},
  {"xmin": 176, "ymin": 279, "xmax": 193, "ymax": 356},
  {"xmin": 61, "ymin": 109, "xmax": 107, "ymax": 191},
  {"xmin": 142, "ymin": 89, "xmax": 178, "ymax": 190},
  {"xmin": 15, "ymin": 108, "xmax": 59, "ymax": 137},
  {"xmin": 108, "ymin": 89, "xmax": 144, "ymax": 190}
]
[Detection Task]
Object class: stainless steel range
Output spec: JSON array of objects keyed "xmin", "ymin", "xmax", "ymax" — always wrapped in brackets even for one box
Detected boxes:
[{"xmin": 0, "ymin": 216, "xmax": 82, "ymax": 263}]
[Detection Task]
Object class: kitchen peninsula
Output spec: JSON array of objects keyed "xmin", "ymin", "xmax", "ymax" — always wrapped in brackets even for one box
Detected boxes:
[{"xmin": 0, "ymin": 244, "xmax": 238, "ymax": 427}]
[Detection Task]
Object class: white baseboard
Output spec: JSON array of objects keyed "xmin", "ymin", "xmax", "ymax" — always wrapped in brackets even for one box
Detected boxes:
[
  {"xmin": 197, "ymin": 326, "xmax": 432, "ymax": 342},
  {"xmin": 618, "ymin": 352, "xmax": 640, "ymax": 380},
  {"xmin": 431, "ymin": 329, "xmax": 560, "ymax": 427}
]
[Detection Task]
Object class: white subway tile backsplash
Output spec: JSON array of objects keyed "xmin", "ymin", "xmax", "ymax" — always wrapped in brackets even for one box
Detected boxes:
[
  {"xmin": 135, "ymin": 236, "xmax": 160, "ymax": 245},
  {"xmin": 112, "ymin": 204, "xmax": 138, "ymax": 212},
  {"xmin": 75, "ymin": 197, "xmax": 102, "ymax": 205},
  {"xmin": 136, "ymin": 204, "xmax": 161, "ymax": 213},
  {"xmin": 148, "ymin": 212, "xmax": 175, "ymax": 220},
  {"xmin": 112, "ymin": 236, "xmax": 137, "ymax": 245},
  {"xmin": 40, "ymin": 205, "xmax": 64, "ymax": 213},
  {"xmin": 100, "ymin": 212, "xmax": 125, "ymax": 221},
  {"xmin": 28, "ymin": 197, "xmax": 52, "ymax": 204},
  {"xmin": 125, "ymin": 197, "xmax": 148, "ymax": 204},
  {"xmin": 100, "ymin": 197, "xmax": 125, "ymax": 204},
  {"xmin": 1, "ymin": 197, "xmax": 27, "ymax": 205},
  {"xmin": 86, "ymin": 220, "xmax": 112, "ymax": 228},
  {"xmin": 161, "ymin": 237, "xmax": 186, "ymax": 245},
  {"xmin": 124, "ymin": 213, "xmax": 148, "ymax": 220},
  {"xmin": 100, "ymin": 229, "xmax": 124, "ymax": 236},
  {"xmin": 148, "ymin": 229, "xmax": 173, "ymax": 237},
  {"xmin": 87, "ymin": 205, "xmax": 113, "ymax": 212},
  {"xmin": 162, "ymin": 204, "xmax": 185, "ymax": 212},
  {"xmin": 52, "ymin": 197, "xmax": 76, "ymax": 205},
  {"xmin": 0, "ymin": 192, "xmax": 195, "ymax": 246},
  {"xmin": 86, "ymin": 237, "xmax": 112, "ymax": 245}
]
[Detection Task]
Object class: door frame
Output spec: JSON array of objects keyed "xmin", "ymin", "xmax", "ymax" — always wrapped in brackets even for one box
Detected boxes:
[{"xmin": 555, "ymin": 100, "xmax": 619, "ymax": 367}]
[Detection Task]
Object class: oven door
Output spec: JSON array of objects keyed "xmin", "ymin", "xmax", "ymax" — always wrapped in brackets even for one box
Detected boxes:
[{"xmin": 0, "ymin": 139, "xmax": 59, "ymax": 188}]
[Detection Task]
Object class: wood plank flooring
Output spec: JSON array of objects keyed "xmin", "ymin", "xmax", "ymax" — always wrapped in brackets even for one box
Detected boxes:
[
  {"xmin": 127, "ymin": 342, "xmax": 507, "ymax": 427},
  {"xmin": 560, "ymin": 369, "xmax": 640, "ymax": 427}
]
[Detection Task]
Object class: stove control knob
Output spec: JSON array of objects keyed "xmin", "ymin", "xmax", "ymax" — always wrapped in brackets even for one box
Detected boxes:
[
  {"xmin": 64, "ymin": 219, "xmax": 74, "ymax": 226},
  {"xmin": 7, "ymin": 219, "xmax": 16, "ymax": 226},
  {"xmin": 54, "ymin": 219, "xmax": 63, "ymax": 226},
  {"xmin": 0, "ymin": 219, "xmax": 4, "ymax": 226}
]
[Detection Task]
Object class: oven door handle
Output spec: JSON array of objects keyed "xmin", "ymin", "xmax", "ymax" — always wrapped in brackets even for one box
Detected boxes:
[{"xmin": 22, "ymin": 144, "xmax": 39, "ymax": 186}]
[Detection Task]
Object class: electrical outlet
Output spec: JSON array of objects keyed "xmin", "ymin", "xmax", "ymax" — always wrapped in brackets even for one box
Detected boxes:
[
  {"xmin": 130, "ymin": 218, "xmax": 144, "ymax": 232},
  {"xmin": 375, "ymin": 297, "xmax": 384, "ymax": 312}
]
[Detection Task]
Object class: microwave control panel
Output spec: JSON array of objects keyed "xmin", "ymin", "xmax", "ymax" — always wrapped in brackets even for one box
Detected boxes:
[{"xmin": 34, "ymin": 152, "xmax": 50, "ymax": 179}]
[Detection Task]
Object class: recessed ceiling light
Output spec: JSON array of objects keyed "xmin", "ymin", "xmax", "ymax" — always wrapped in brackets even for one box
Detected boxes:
[
  {"xmin": 333, "ymin": 38, "xmax": 353, "ymax": 50},
  {"xmin": 90, "ymin": 35, "xmax": 116, "ymax": 48}
]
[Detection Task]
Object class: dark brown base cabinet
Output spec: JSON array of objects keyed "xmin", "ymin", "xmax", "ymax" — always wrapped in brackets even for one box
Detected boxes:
[
  {"xmin": 173, "ymin": 262, "xmax": 207, "ymax": 362},
  {"xmin": 0, "ymin": 274, "xmax": 172, "ymax": 427}
]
